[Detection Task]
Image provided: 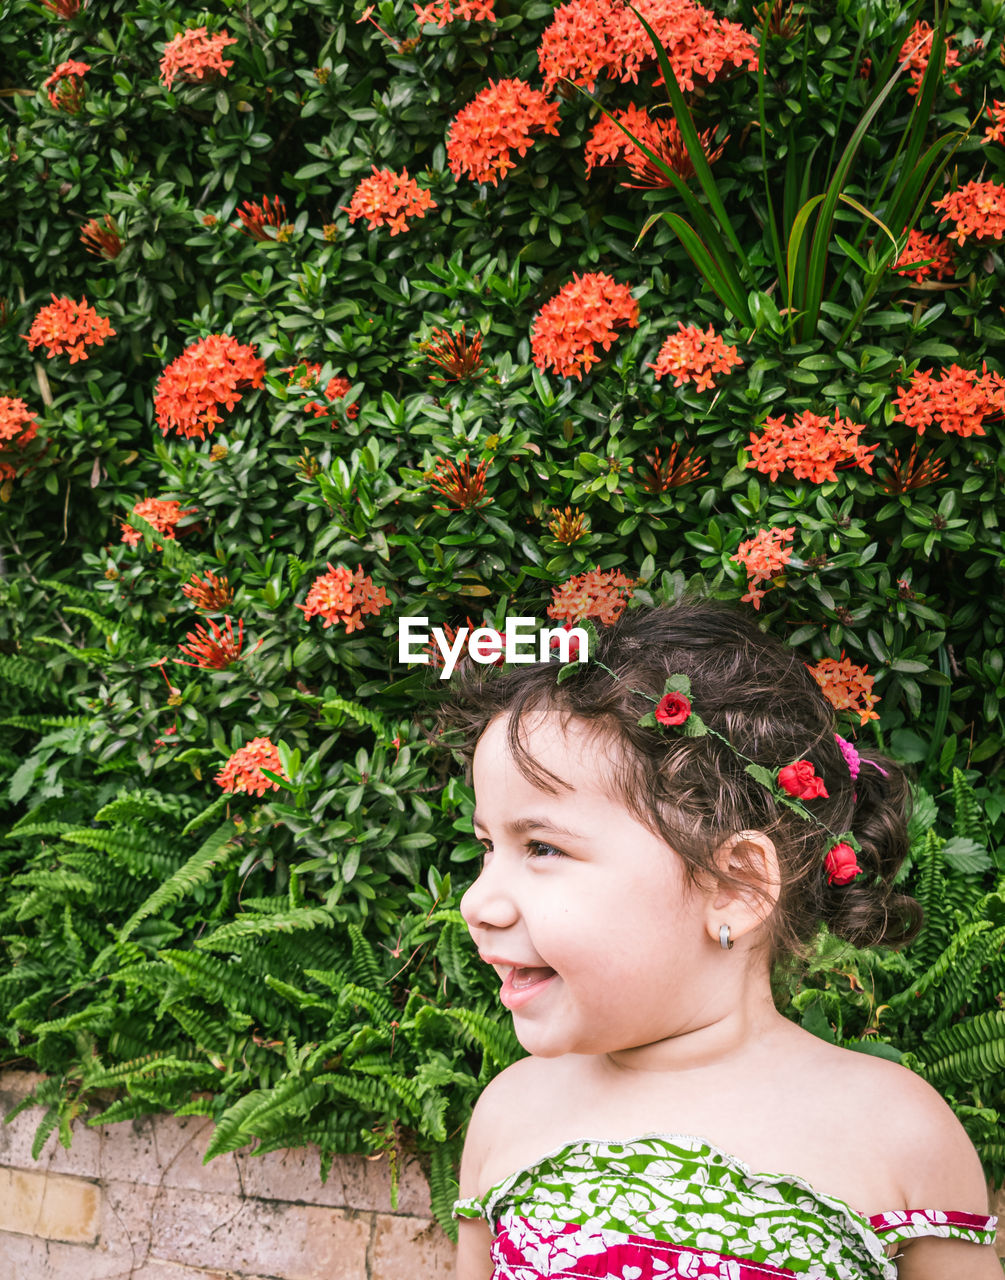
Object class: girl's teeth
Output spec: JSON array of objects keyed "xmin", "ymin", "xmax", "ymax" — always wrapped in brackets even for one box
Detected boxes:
[{"xmin": 511, "ymin": 966, "xmax": 553, "ymax": 989}]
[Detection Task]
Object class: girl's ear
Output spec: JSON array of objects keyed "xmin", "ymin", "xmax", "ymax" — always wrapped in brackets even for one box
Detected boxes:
[{"xmin": 702, "ymin": 830, "xmax": 781, "ymax": 947}]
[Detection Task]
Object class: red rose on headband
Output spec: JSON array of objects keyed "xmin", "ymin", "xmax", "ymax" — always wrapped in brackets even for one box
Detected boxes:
[
  {"xmin": 777, "ymin": 760, "xmax": 829, "ymax": 799},
  {"xmin": 655, "ymin": 692, "xmax": 691, "ymax": 726},
  {"xmin": 825, "ymin": 842, "xmax": 862, "ymax": 885}
]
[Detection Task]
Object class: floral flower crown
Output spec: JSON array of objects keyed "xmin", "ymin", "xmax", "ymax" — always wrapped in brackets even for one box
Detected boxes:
[{"xmin": 557, "ymin": 636, "xmax": 871, "ymax": 887}]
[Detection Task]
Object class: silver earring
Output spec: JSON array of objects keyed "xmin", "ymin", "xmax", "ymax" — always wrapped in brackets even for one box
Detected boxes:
[{"xmin": 719, "ymin": 923, "xmax": 733, "ymax": 951}]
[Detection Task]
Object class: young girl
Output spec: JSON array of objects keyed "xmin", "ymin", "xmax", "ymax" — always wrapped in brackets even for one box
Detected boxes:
[{"xmin": 444, "ymin": 600, "xmax": 1000, "ymax": 1280}]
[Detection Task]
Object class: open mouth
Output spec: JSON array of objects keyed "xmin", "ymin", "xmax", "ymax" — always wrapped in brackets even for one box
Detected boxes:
[
  {"xmin": 500, "ymin": 965, "xmax": 558, "ymax": 1009},
  {"xmin": 509, "ymin": 965, "xmax": 556, "ymax": 990}
]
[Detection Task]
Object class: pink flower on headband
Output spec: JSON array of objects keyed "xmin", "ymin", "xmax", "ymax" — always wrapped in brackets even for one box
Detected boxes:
[
  {"xmin": 655, "ymin": 692, "xmax": 692, "ymax": 726},
  {"xmin": 825, "ymin": 842, "xmax": 862, "ymax": 885},
  {"xmin": 777, "ymin": 760, "xmax": 829, "ymax": 800},
  {"xmin": 835, "ymin": 733, "xmax": 860, "ymax": 781}
]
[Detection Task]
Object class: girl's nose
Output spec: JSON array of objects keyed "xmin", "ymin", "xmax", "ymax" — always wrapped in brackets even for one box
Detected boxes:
[{"xmin": 460, "ymin": 856, "xmax": 519, "ymax": 932}]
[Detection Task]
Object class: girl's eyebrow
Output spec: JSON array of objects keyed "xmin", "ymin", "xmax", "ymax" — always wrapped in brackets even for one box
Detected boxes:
[{"xmin": 471, "ymin": 812, "xmax": 583, "ymax": 840}]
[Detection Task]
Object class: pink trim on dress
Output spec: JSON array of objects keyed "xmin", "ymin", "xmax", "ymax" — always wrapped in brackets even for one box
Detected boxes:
[
  {"xmin": 495, "ymin": 1217, "xmax": 800, "ymax": 1279},
  {"xmin": 867, "ymin": 1208, "xmax": 997, "ymax": 1235}
]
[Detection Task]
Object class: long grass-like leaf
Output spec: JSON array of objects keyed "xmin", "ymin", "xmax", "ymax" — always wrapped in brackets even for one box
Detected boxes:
[
  {"xmin": 627, "ymin": 3, "xmax": 750, "ymax": 276},
  {"xmin": 785, "ymin": 194, "xmax": 825, "ymax": 319},
  {"xmin": 573, "ymin": 86, "xmax": 749, "ymax": 319},
  {"xmin": 657, "ymin": 211, "xmax": 750, "ymax": 321}
]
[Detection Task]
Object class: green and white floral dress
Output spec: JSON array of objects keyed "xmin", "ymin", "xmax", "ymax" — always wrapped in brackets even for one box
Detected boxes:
[{"xmin": 454, "ymin": 1133, "xmax": 998, "ymax": 1279}]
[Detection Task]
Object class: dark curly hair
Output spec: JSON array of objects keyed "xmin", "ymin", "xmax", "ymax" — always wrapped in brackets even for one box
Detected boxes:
[{"xmin": 438, "ymin": 597, "xmax": 922, "ymax": 972}]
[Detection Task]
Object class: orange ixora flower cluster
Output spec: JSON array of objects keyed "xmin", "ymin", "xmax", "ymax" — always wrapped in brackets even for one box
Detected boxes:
[
  {"xmin": 933, "ymin": 180, "xmax": 1005, "ymax": 244},
  {"xmin": 121, "ymin": 498, "xmax": 197, "ymax": 549},
  {"xmin": 892, "ymin": 363, "xmax": 1005, "ymax": 438},
  {"xmin": 43, "ymin": 60, "xmax": 90, "ymax": 111},
  {"xmin": 538, "ymin": 0, "xmax": 757, "ymax": 94},
  {"xmin": 182, "ymin": 570, "xmax": 233, "ymax": 611},
  {"xmin": 175, "ymin": 615, "xmax": 249, "ymax": 669},
  {"xmin": 23, "ymin": 294, "xmax": 115, "ymax": 362},
  {"xmin": 898, "ymin": 20, "xmax": 961, "ymax": 97},
  {"xmin": 344, "ymin": 167, "xmax": 437, "ymax": 235},
  {"xmin": 634, "ymin": 443, "xmax": 707, "ymax": 492},
  {"xmin": 731, "ymin": 526, "xmax": 794, "ymax": 610},
  {"xmin": 234, "ymin": 195, "xmax": 291, "ymax": 241},
  {"xmin": 154, "ymin": 333, "xmax": 266, "ymax": 440},
  {"xmin": 809, "ymin": 657, "xmax": 880, "ymax": 725},
  {"xmin": 215, "ymin": 736, "xmax": 288, "ymax": 797},
  {"xmin": 414, "ymin": 0, "xmax": 495, "ymax": 23},
  {"xmin": 584, "ymin": 105, "xmax": 725, "ymax": 186},
  {"xmin": 548, "ymin": 566, "xmax": 636, "ymax": 626},
  {"xmin": 447, "ymin": 78, "xmax": 561, "ymax": 185},
  {"xmin": 160, "ymin": 26, "xmax": 237, "ymax": 91},
  {"xmin": 0, "ymin": 396, "xmax": 39, "ymax": 482},
  {"xmin": 80, "ymin": 215, "xmax": 123, "ymax": 260},
  {"xmin": 548, "ymin": 506, "xmax": 589, "ymax": 543},
  {"xmin": 746, "ymin": 409, "xmax": 877, "ymax": 484},
  {"xmin": 41, "ymin": 0, "xmax": 80, "ymax": 16},
  {"xmin": 283, "ymin": 362, "xmax": 359, "ymax": 419},
  {"xmin": 649, "ymin": 322, "xmax": 742, "ymax": 391},
  {"xmin": 298, "ymin": 563, "xmax": 390, "ymax": 633},
  {"xmin": 892, "ymin": 229, "xmax": 955, "ymax": 283},
  {"xmin": 531, "ymin": 271, "xmax": 638, "ymax": 379},
  {"xmin": 984, "ymin": 99, "xmax": 1005, "ymax": 144}
]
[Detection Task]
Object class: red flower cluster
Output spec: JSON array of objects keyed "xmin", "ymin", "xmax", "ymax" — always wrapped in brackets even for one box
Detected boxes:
[
  {"xmin": 343, "ymin": 167, "xmax": 437, "ymax": 235},
  {"xmin": 428, "ymin": 455, "xmax": 492, "ymax": 510},
  {"xmin": 43, "ymin": 60, "xmax": 90, "ymax": 112},
  {"xmin": 538, "ymin": 0, "xmax": 757, "ymax": 94},
  {"xmin": 892, "ymin": 229, "xmax": 955, "ymax": 283},
  {"xmin": 234, "ymin": 195, "xmax": 290, "ymax": 241},
  {"xmin": 23, "ymin": 294, "xmax": 115, "ymax": 362},
  {"xmin": 984, "ymin": 99, "xmax": 1005, "ymax": 144},
  {"xmin": 730, "ymin": 525, "xmax": 794, "ymax": 610},
  {"xmin": 892, "ymin": 363, "xmax": 1005, "ymax": 438},
  {"xmin": 176, "ymin": 616, "xmax": 247, "ymax": 669},
  {"xmin": 777, "ymin": 760, "xmax": 828, "ymax": 800},
  {"xmin": 121, "ymin": 498, "xmax": 196, "ymax": 549},
  {"xmin": 933, "ymin": 180, "xmax": 1005, "ymax": 244},
  {"xmin": 283, "ymin": 362, "xmax": 359, "ymax": 419},
  {"xmin": 584, "ymin": 105, "xmax": 725, "ymax": 186},
  {"xmin": 634, "ymin": 443, "xmax": 707, "ymax": 492},
  {"xmin": 809, "ymin": 656, "xmax": 880, "ymax": 725},
  {"xmin": 420, "ymin": 326, "xmax": 484, "ymax": 381},
  {"xmin": 898, "ymin": 20, "xmax": 960, "ymax": 97},
  {"xmin": 447, "ymin": 78, "xmax": 560, "ymax": 185},
  {"xmin": 215, "ymin": 736, "xmax": 287, "ymax": 797},
  {"xmin": 548, "ymin": 566, "xmax": 636, "ymax": 626},
  {"xmin": 879, "ymin": 444, "xmax": 947, "ymax": 494},
  {"xmin": 182, "ymin": 570, "xmax": 233, "ymax": 611},
  {"xmin": 41, "ymin": 0, "xmax": 80, "ymax": 16},
  {"xmin": 746, "ymin": 409, "xmax": 876, "ymax": 484},
  {"xmin": 80, "ymin": 215, "xmax": 123, "ymax": 260},
  {"xmin": 154, "ymin": 334, "xmax": 266, "ymax": 440},
  {"xmin": 413, "ymin": 0, "xmax": 495, "ymax": 24},
  {"xmin": 160, "ymin": 26, "xmax": 237, "ymax": 91},
  {"xmin": 298, "ymin": 563, "xmax": 390, "ymax": 633},
  {"xmin": 0, "ymin": 396, "xmax": 39, "ymax": 483},
  {"xmin": 532, "ymin": 272, "xmax": 639, "ymax": 379},
  {"xmin": 650, "ymin": 321, "xmax": 742, "ymax": 390}
]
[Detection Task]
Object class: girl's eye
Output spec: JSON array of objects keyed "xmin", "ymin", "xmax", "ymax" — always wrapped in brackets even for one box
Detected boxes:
[{"xmin": 527, "ymin": 840, "xmax": 564, "ymax": 860}]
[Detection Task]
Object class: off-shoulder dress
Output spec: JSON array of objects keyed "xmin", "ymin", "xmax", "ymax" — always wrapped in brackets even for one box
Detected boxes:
[{"xmin": 453, "ymin": 1133, "xmax": 998, "ymax": 1279}]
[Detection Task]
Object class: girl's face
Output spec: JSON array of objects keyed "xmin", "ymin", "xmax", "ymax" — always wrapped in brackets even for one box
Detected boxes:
[{"xmin": 461, "ymin": 709, "xmax": 724, "ymax": 1063}]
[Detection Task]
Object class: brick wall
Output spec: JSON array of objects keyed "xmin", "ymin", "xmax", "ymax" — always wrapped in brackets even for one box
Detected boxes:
[
  {"xmin": 2, "ymin": 1070, "xmax": 1003, "ymax": 1278},
  {"xmin": 0, "ymin": 1071, "xmax": 453, "ymax": 1280}
]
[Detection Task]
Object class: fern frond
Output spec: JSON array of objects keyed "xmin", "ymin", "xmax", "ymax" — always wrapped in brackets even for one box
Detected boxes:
[
  {"xmin": 428, "ymin": 1141, "xmax": 461, "ymax": 1241},
  {"xmin": 321, "ymin": 695, "xmax": 393, "ymax": 741},
  {"xmin": 442, "ymin": 1006, "xmax": 521, "ymax": 1069},
  {"xmin": 0, "ymin": 652, "xmax": 58, "ymax": 697},
  {"xmin": 952, "ymin": 768, "xmax": 985, "ymax": 843},
  {"xmin": 60, "ymin": 826, "xmax": 182, "ymax": 879},
  {"xmin": 347, "ymin": 922, "xmax": 385, "ymax": 988},
  {"xmin": 337, "ymin": 981, "xmax": 395, "ymax": 1023},
  {"xmin": 921, "ymin": 1010, "xmax": 1005, "ymax": 1085},
  {"xmin": 119, "ymin": 823, "xmax": 236, "ymax": 942},
  {"xmin": 195, "ymin": 907, "xmax": 334, "ymax": 952}
]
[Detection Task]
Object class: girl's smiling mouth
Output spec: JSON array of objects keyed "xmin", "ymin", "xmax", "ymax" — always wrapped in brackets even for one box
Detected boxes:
[{"xmin": 500, "ymin": 966, "xmax": 557, "ymax": 1009}]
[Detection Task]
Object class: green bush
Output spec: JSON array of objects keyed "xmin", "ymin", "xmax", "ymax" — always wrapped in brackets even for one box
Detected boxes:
[{"xmin": 2, "ymin": 0, "xmax": 1004, "ymax": 1235}]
